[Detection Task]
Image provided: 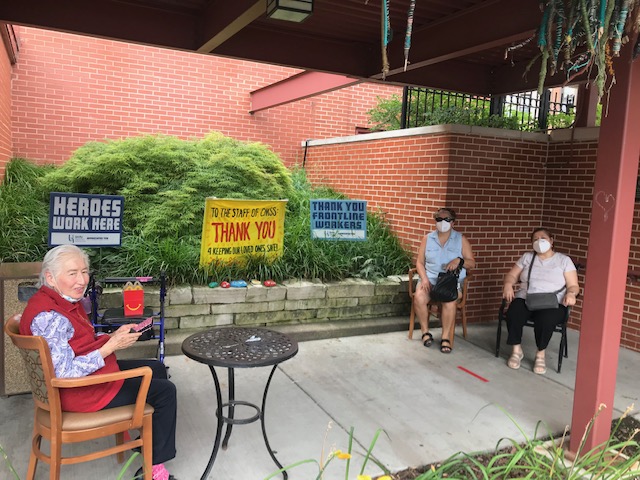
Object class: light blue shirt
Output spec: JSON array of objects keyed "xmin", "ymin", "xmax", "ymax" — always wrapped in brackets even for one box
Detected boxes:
[
  {"xmin": 423, "ymin": 229, "xmax": 467, "ymax": 285},
  {"xmin": 30, "ymin": 311, "xmax": 105, "ymax": 378}
]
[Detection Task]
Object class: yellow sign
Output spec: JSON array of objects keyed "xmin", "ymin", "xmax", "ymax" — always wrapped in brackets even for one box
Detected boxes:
[{"xmin": 199, "ymin": 198, "xmax": 287, "ymax": 266}]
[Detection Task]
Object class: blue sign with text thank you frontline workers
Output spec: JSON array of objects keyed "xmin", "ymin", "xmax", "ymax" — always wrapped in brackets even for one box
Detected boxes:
[
  {"xmin": 310, "ymin": 199, "xmax": 367, "ymax": 241},
  {"xmin": 48, "ymin": 193, "xmax": 124, "ymax": 247}
]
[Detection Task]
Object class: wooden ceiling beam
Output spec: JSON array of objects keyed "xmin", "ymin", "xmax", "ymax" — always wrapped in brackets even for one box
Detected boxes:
[
  {"xmin": 379, "ymin": 60, "xmax": 493, "ymax": 94},
  {"xmin": 0, "ymin": 0, "xmax": 200, "ymax": 50},
  {"xmin": 197, "ymin": 0, "xmax": 264, "ymax": 53}
]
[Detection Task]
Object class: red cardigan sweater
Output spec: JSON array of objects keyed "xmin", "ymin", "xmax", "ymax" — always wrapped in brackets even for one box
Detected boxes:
[{"xmin": 20, "ymin": 286, "xmax": 122, "ymax": 412}]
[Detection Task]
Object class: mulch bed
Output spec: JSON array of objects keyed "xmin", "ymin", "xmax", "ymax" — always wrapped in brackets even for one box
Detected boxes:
[{"xmin": 388, "ymin": 415, "xmax": 640, "ymax": 480}]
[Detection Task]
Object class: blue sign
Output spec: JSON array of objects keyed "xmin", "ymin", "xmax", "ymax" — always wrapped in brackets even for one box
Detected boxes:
[
  {"xmin": 310, "ymin": 199, "xmax": 367, "ymax": 241},
  {"xmin": 48, "ymin": 193, "xmax": 124, "ymax": 247}
]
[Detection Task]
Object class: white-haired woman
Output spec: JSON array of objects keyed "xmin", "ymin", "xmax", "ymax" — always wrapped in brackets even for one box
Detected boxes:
[{"xmin": 20, "ymin": 245, "xmax": 177, "ymax": 480}]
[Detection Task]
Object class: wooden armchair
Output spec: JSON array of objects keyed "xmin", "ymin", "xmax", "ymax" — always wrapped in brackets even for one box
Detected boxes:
[
  {"xmin": 4, "ymin": 316, "xmax": 154, "ymax": 480},
  {"xmin": 407, "ymin": 268, "xmax": 471, "ymax": 347}
]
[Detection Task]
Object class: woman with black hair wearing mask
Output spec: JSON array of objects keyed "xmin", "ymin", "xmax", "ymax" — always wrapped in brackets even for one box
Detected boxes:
[
  {"xmin": 502, "ymin": 227, "xmax": 579, "ymax": 374},
  {"xmin": 414, "ymin": 208, "xmax": 476, "ymax": 354}
]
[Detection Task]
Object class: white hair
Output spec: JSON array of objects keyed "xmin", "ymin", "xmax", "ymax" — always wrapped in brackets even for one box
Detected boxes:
[{"xmin": 39, "ymin": 245, "xmax": 90, "ymax": 287}]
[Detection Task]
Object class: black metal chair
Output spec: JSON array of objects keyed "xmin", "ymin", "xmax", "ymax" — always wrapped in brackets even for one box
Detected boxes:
[{"xmin": 495, "ymin": 299, "xmax": 570, "ymax": 373}]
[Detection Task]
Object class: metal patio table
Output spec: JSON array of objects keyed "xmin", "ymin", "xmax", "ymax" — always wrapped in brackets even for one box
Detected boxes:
[{"xmin": 181, "ymin": 327, "xmax": 298, "ymax": 480}]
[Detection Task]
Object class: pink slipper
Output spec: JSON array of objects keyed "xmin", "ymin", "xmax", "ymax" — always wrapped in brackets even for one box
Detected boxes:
[{"xmin": 152, "ymin": 464, "xmax": 171, "ymax": 480}]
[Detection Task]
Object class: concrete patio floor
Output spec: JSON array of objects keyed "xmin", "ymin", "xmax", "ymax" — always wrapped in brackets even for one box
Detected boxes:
[{"xmin": 1, "ymin": 322, "xmax": 638, "ymax": 479}]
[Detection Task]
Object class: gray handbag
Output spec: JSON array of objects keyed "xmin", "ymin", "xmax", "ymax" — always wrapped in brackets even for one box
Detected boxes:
[{"xmin": 524, "ymin": 252, "xmax": 564, "ymax": 311}]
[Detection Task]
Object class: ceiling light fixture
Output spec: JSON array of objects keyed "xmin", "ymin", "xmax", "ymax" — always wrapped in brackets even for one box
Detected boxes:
[{"xmin": 266, "ymin": 0, "xmax": 313, "ymax": 23}]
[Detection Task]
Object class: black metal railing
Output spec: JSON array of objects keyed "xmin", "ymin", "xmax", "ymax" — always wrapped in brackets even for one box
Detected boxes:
[{"xmin": 401, "ymin": 86, "xmax": 576, "ymax": 132}]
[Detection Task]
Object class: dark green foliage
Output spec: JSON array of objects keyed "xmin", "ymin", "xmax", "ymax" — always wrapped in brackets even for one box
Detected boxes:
[
  {"xmin": 0, "ymin": 159, "xmax": 54, "ymax": 262},
  {"xmin": 367, "ymin": 94, "xmax": 519, "ymax": 131},
  {"xmin": 1, "ymin": 135, "xmax": 411, "ymax": 284},
  {"xmin": 416, "ymin": 106, "xmax": 520, "ymax": 130},
  {"xmin": 39, "ymin": 132, "xmax": 292, "ymax": 239},
  {"xmin": 546, "ymin": 112, "xmax": 575, "ymax": 130},
  {"xmin": 367, "ymin": 94, "xmax": 404, "ymax": 130},
  {"xmin": 367, "ymin": 92, "xmax": 583, "ymax": 132}
]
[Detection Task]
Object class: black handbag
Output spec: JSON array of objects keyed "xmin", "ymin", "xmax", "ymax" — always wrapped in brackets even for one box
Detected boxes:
[
  {"xmin": 430, "ymin": 267, "xmax": 461, "ymax": 303},
  {"xmin": 524, "ymin": 252, "xmax": 564, "ymax": 311}
]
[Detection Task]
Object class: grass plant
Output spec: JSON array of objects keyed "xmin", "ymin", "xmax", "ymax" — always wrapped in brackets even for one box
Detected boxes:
[
  {"xmin": 408, "ymin": 405, "xmax": 640, "ymax": 480},
  {"xmin": 264, "ymin": 423, "xmax": 392, "ymax": 480},
  {"xmin": 0, "ymin": 158, "xmax": 53, "ymax": 263},
  {"xmin": 0, "ymin": 444, "xmax": 20, "ymax": 479},
  {"xmin": 117, "ymin": 452, "xmax": 142, "ymax": 480}
]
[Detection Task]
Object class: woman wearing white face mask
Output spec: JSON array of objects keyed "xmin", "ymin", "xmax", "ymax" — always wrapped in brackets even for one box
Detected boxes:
[
  {"xmin": 502, "ymin": 228, "xmax": 579, "ymax": 374},
  {"xmin": 414, "ymin": 208, "xmax": 476, "ymax": 353},
  {"xmin": 20, "ymin": 245, "xmax": 178, "ymax": 479}
]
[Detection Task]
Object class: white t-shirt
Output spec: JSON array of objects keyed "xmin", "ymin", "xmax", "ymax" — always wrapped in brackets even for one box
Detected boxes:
[{"xmin": 514, "ymin": 251, "xmax": 576, "ymax": 303}]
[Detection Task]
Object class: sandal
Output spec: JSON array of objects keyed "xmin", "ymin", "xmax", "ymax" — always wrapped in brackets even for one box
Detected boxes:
[
  {"xmin": 421, "ymin": 332, "xmax": 433, "ymax": 347},
  {"xmin": 533, "ymin": 356, "xmax": 547, "ymax": 375},
  {"xmin": 507, "ymin": 351, "xmax": 524, "ymax": 370},
  {"xmin": 440, "ymin": 339, "xmax": 452, "ymax": 354}
]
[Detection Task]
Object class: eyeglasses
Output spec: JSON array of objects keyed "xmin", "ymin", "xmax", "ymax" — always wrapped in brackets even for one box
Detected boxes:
[{"xmin": 435, "ymin": 217, "xmax": 454, "ymax": 223}]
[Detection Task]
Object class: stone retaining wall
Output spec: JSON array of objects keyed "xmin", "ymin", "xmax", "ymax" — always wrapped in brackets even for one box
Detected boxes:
[{"xmin": 97, "ymin": 276, "xmax": 412, "ymax": 330}]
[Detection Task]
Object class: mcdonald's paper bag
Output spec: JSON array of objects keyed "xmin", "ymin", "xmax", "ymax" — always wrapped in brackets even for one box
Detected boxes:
[{"xmin": 123, "ymin": 281, "xmax": 144, "ymax": 317}]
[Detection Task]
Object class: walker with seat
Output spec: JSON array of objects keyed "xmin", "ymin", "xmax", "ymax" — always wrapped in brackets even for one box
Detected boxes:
[{"xmin": 89, "ymin": 272, "xmax": 167, "ymax": 363}]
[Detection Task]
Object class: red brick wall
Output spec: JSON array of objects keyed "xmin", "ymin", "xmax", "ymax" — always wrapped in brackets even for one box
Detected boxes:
[
  {"xmin": 304, "ymin": 127, "xmax": 551, "ymax": 323},
  {"xmin": 9, "ymin": 27, "xmax": 399, "ymax": 167},
  {"xmin": 626, "ymin": 206, "xmax": 640, "ymax": 351},
  {"xmin": 0, "ymin": 32, "xmax": 12, "ymax": 180},
  {"xmin": 544, "ymin": 138, "xmax": 597, "ymax": 331},
  {"xmin": 303, "ymin": 127, "xmax": 637, "ymax": 352}
]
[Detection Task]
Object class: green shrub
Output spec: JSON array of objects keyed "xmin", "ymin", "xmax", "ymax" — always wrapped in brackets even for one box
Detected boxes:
[
  {"xmin": 0, "ymin": 159, "xmax": 53, "ymax": 262},
  {"xmin": 39, "ymin": 132, "xmax": 292, "ymax": 239},
  {"xmin": 0, "ymin": 134, "xmax": 411, "ymax": 284},
  {"xmin": 366, "ymin": 95, "xmax": 519, "ymax": 131},
  {"xmin": 367, "ymin": 92, "xmax": 577, "ymax": 132},
  {"xmin": 367, "ymin": 95, "xmax": 404, "ymax": 131}
]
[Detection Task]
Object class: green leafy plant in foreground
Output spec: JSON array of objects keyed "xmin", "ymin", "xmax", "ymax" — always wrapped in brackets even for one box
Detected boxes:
[
  {"xmin": 117, "ymin": 452, "xmax": 142, "ymax": 480},
  {"xmin": 264, "ymin": 423, "xmax": 392, "ymax": 480},
  {"xmin": 0, "ymin": 444, "xmax": 20, "ymax": 479},
  {"xmin": 414, "ymin": 404, "xmax": 640, "ymax": 480}
]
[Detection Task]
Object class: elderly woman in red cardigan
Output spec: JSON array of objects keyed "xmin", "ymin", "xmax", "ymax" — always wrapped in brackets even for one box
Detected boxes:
[{"xmin": 20, "ymin": 244, "xmax": 177, "ymax": 480}]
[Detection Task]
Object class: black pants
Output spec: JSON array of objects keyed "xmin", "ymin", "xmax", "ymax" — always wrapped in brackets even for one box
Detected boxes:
[
  {"xmin": 104, "ymin": 359, "xmax": 177, "ymax": 465},
  {"xmin": 506, "ymin": 298, "xmax": 567, "ymax": 351}
]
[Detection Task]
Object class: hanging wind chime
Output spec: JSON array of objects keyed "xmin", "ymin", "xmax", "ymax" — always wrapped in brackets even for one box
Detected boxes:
[
  {"xmin": 524, "ymin": 0, "xmax": 640, "ymax": 104},
  {"xmin": 404, "ymin": 0, "xmax": 416, "ymax": 71},
  {"xmin": 381, "ymin": 0, "xmax": 392, "ymax": 79}
]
